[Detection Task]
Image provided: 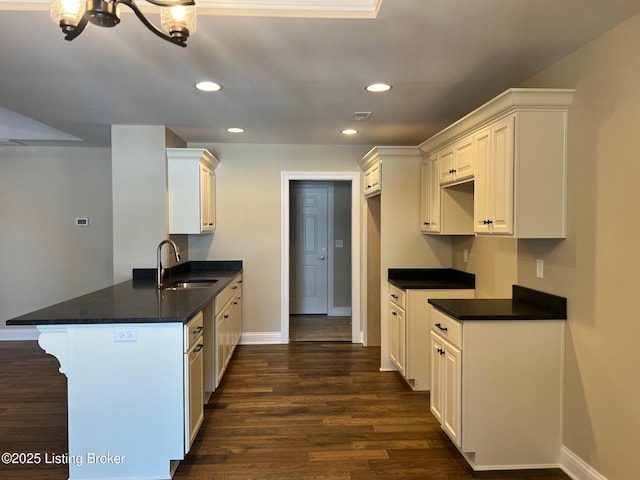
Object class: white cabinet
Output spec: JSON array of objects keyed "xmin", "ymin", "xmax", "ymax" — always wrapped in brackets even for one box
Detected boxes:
[
  {"xmin": 389, "ymin": 284, "xmax": 474, "ymax": 391},
  {"xmin": 420, "ymin": 154, "xmax": 440, "ymax": 233},
  {"xmin": 419, "ymin": 88, "xmax": 575, "ymax": 238},
  {"xmin": 473, "ymin": 116, "xmax": 514, "ymax": 235},
  {"xmin": 439, "ymin": 136, "xmax": 474, "ymax": 186},
  {"xmin": 363, "ymin": 160, "xmax": 382, "ymax": 197},
  {"xmin": 184, "ymin": 312, "xmax": 204, "ymax": 453},
  {"xmin": 429, "ymin": 306, "xmax": 565, "ymax": 470},
  {"xmin": 213, "ymin": 273, "xmax": 242, "ymax": 388},
  {"xmin": 167, "ymin": 148, "xmax": 219, "ymax": 234},
  {"xmin": 430, "ymin": 310, "xmax": 463, "ymax": 447},
  {"xmin": 388, "ymin": 285, "xmax": 406, "ymax": 375}
]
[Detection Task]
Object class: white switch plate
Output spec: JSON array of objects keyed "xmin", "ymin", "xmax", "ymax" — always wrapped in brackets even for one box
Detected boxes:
[
  {"xmin": 463, "ymin": 249, "xmax": 469, "ymax": 263},
  {"xmin": 536, "ymin": 259, "xmax": 544, "ymax": 278}
]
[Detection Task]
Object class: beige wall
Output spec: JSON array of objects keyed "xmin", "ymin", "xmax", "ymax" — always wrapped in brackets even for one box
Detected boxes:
[
  {"xmin": 452, "ymin": 236, "xmax": 517, "ymax": 298},
  {"xmin": 187, "ymin": 143, "xmax": 370, "ymax": 336},
  {"xmin": 0, "ymin": 146, "xmax": 113, "ymax": 334},
  {"xmin": 515, "ymin": 13, "xmax": 640, "ymax": 480}
]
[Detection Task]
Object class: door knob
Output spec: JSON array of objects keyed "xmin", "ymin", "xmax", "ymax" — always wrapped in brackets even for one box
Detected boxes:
[{"xmin": 318, "ymin": 256, "xmax": 326, "ymax": 260}]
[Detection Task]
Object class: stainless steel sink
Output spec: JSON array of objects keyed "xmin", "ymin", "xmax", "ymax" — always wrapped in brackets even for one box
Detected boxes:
[{"xmin": 163, "ymin": 279, "xmax": 218, "ymax": 290}]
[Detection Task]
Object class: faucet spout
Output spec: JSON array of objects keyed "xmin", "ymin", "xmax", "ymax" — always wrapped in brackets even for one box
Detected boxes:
[{"xmin": 157, "ymin": 239, "xmax": 181, "ymax": 288}]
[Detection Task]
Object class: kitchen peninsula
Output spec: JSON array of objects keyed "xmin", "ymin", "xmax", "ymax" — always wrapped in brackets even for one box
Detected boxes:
[{"xmin": 6, "ymin": 260, "xmax": 242, "ymax": 480}]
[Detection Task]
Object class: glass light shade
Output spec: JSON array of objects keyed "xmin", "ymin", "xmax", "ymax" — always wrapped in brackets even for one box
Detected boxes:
[
  {"xmin": 50, "ymin": 0, "xmax": 86, "ymax": 26},
  {"xmin": 160, "ymin": 5, "xmax": 197, "ymax": 35}
]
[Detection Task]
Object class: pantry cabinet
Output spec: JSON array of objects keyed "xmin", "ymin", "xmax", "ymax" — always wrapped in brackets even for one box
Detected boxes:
[
  {"xmin": 167, "ymin": 148, "xmax": 219, "ymax": 234},
  {"xmin": 419, "ymin": 88, "xmax": 575, "ymax": 238}
]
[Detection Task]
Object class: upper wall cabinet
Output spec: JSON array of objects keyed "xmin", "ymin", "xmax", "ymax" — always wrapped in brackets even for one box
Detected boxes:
[
  {"xmin": 420, "ymin": 88, "xmax": 575, "ymax": 239},
  {"xmin": 167, "ymin": 148, "xmax": 220, "ymax": 234},
  {"xmin": 438, "ymin": 135, "xmax": 474, "ymax": 186},
  {"xmin": 361, "ymin": 152, "xmax": 382, "ymax": 198}
]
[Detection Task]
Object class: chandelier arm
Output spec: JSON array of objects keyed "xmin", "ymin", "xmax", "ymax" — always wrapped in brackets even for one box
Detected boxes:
[
  {"xmin": 63, "ymin": 12, "xmax": 90, "ymax": 41},
  {"xmin": 117, "ymin": 0, "xmax": 187, "ymax": 47}
]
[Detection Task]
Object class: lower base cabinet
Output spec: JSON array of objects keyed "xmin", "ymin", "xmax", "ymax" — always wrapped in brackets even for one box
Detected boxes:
[
  {"xmin": 430, "ymin": 306, "xmax": 565, "ymax": 470},
  {"xmin": 388, "ymin": 285, "xmax": 474, "ymax": 391},
  {"xmin": 214, "ymin": 273, "xmax": 243, "ymax": 388}
]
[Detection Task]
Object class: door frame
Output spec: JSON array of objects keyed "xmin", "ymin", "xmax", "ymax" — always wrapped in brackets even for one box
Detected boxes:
[{"xmin": 281, "ymin": 171, "xmax": 361, "ymax": 344}]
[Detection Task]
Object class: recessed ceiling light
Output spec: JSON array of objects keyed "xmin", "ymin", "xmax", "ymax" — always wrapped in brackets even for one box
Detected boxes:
[
  {"xmin": 342, "ymin": 129, "xmax": 358, "ymax": 135},
  {"xmin": 195, "ymin": 81, "xmax": 222, "ymax": 92},
  {"xmin": 366, "ymin": 83, "xmax": 392, "ymax": 93},
  {"xmin": 226, "ymin": 127, "xmax": 245, "ymax": 133}
]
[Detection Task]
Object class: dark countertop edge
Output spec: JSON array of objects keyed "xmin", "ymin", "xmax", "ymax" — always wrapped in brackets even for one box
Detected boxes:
[
  {"xmin": 428, "ymin": 286, "xmax": 567, "ymax": 321},
  {"xmin": 6, "ymin": 261, "xmax": 243, "ymax": 326},
  {"xmin": 387, "ymin": 268, "xmax": 475, "ymax": 290},
  {"xmin": 133, "ymin": 260, "xmax": 243, "ymax": 280}
]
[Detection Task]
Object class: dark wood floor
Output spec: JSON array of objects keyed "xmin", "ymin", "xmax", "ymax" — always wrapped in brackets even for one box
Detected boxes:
[
  {"xmin": 289, "ymin": 315, "xmax": 352, "ymax": 342},
  {"xmin": 0, "ymin": 341, "xmax": 570, "ymax": 480}
]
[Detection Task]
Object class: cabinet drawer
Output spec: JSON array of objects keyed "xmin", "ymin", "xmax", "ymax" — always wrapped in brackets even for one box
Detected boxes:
[
  {"xmin": 431, "ymin": 307, "xmax": 462, "ymax": 349},
  {"xmin": 185, "ymin": 311, "xmax": 204, "ymax": 351},
  {"xmin": 389, "ymin": 284, "xmax": 406, "ymax": 308},
  {"xmin": 215, "ymin": 274, "xmax": 242, "ymax": 314}
]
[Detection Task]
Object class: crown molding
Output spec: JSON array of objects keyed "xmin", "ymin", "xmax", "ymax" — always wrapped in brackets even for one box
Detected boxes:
[{"xmin": 0, "ymin": 0, "xmax": 383, "ymax": 18}]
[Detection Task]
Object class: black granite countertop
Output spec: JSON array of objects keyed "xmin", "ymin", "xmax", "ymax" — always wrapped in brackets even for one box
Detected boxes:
[
  {"xmin": 6, "ymin": 261, "xmax": 242, "ymax": 326},
  {"xmin": 388, "ymin": 268, "xmax": 475, "ymax": 290},
  {"xmin": 428, "ymin": 285, "xmax": 567, "ymax": 321}
]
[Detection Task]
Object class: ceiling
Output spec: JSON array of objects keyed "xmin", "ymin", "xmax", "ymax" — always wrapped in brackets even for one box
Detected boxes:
[{"xmin": 1, "ymin": 0, "xmax": 640, "ymax": 148}]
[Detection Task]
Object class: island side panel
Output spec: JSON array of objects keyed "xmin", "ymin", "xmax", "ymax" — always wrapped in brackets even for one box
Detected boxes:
[{"xmin": 39, "ymin": 323, "xmax": 185, "ymax": 480}]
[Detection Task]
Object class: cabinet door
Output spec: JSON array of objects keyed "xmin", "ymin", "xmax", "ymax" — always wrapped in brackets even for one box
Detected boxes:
[
  {"xmin": 473, "ymin": 127, "xmax": 492, "ymax": 233},
  {"xmin": 442, "ymin": 341, "xmax": 462, "ymax": 448},
  {"xmin": 389, "ymin": 304, "xmax": 405, "ymax": 374},
  {"xmin": 364, "ymin": 162, "xmax": 381, "ymax": 197},
  {"xmin": 438, "ymin": 146, "xmax": 455, "ymax": 185},
  {"xmin": 200, "ymin": 164, "xmax": 216, "ymax": 232},
  {"xmin": 474, "ymin": 116, "xmax": 514, "ymax": 235},
  {"xmin": 430, "ymin": 332, "xmax": 444, "ymax": 423},
  {"xmin": 420, "ymin": 155, "xmax": 440, "ymax": 233},
  {"xmin": 488, "ymin": 116, "xmax": 514, "ymax": 234},
  {"xmin": 454, "ymin": 136, "xmax": 474, "ymax": 182}
]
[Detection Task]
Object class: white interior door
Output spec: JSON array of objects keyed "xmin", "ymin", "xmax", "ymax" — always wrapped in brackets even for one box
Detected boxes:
[{"xmin": 290, "ymin": 183, "xmax": 329, "ymax": 314}]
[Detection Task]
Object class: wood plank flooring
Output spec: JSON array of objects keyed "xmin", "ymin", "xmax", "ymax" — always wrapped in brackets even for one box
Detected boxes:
[
  {"xmin": 0, "ymin": 341, "xmax": 571, "ymax": 480},
  {"xmin": 289, "ymin": 315, "xmax": 352, "ymax": 342}
]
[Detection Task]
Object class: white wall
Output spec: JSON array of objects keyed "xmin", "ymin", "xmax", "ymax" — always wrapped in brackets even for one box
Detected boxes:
[
  {"xmin": 111, "ymin": 126, "xmax": 186, "ymax": 282},
  {"xmin": 0, "ymin": 146, "xmax": 113, "ymax": 337},
  {"xmin": 187, "ymin": 143, "xmax": 370, "ymax": 337}
]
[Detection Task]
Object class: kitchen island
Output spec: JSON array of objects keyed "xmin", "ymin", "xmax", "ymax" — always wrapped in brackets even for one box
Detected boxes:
[{"xmin": 6, "ymin": 260, "xmax": 242, "ymax": 480}]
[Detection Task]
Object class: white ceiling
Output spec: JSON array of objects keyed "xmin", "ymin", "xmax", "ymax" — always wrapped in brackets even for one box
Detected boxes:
[{"xmin": 1, "ymin": 0, "xmax": 639, "ymax": 148}]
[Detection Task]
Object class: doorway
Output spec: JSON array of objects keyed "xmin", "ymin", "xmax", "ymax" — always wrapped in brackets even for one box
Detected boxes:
[{"xmin": 281, "ymin": 172, "xmax": 361, "ymax": 344}]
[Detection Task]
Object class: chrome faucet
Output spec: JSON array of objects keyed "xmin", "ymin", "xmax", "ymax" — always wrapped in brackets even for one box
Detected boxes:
[{"xmin": 157, "ymin": 239, "xmax": 181, "ymax": 288}]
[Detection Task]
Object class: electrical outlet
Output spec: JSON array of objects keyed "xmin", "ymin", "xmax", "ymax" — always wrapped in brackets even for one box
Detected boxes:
[
  {"xmin": 114, "ymin": 328, "xmax": 137, "ymax": 342},
  {"xmin": 536, "ymin": 259, "xmax": 544, "ymax": 278}
]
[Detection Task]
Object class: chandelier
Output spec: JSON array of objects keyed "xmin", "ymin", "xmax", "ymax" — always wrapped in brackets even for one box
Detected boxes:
[{"xmin": 50, "ymin": 0, "xmax": 197, "ymax": 47}]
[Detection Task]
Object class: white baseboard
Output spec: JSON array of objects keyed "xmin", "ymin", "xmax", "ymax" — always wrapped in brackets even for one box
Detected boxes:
[
  {"xmin": 561, "ymin": 446, "xmax": 608, "ymax": 480},
  {"xmin": 328, "ymin": 307, "xmax": 352, "ymax": 316},
  {"xmin": 239, "ymin": 332, "xmax": 283, "ymax": 345},
  {"xmin": 0, "ymin": 328, "xmax": 39, "ymax": 341}
]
